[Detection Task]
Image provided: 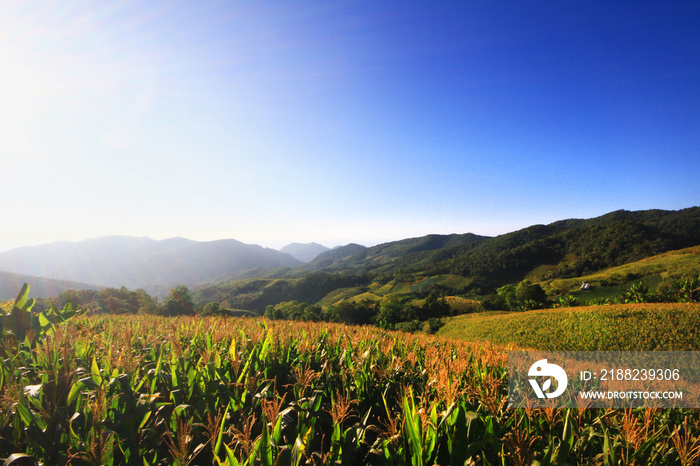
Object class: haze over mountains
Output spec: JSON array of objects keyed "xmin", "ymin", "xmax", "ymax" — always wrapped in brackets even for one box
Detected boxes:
[
  {"xmin": 279, "ymin": 243, "xmax": 330, "ymax": 263},
  {"xmin": 0, "ymin": 207, "xmax": 698, "ymax": 300},
  {"xmin": 0, "ymin": 237, "xmax": 301, "ymax": 297},
  {"xmin": 0, "ymin": 271, "xmax": 105, "ymax": 301}
]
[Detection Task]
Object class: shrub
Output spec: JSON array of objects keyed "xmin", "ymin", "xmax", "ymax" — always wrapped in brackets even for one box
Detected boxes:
[
  {"xmin": 423, "ymin": 317, "xmax": 445, "ymax": 334},
  {"xmin": 395, "ymin": 319, "xmax": 422, "ymax": 333}
]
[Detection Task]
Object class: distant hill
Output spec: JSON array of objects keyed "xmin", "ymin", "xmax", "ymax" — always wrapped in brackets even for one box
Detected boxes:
[
  {"xmin": 279, "ymin": 242, "xmax": 329, "ymax": 262},
  {"xmin": 304, "ymin": 208, "xmax": 700, "ymax": 287},
  {"xmin": 2, "ymin": 207, "xmax": 699, "ymax": 305},
  {"xmin": 0, "ymin": 271, "xmax": 103, "ymax": 300},
  {"xmin": 0, "ymin": 236, "xmax": 301, "ymax": 294},
  {"xmin": 305, "ymin": 243, "xmax": 368, "ymax": 269},
  {"xmin": 191, "ymin": 207, "xmax": 700, "ymax": 312}
]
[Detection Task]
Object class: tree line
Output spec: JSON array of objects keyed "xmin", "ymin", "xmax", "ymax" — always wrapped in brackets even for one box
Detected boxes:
[
  {"xmin": 263, "ymin": 290, "xmax": 451, "ymax": 333},
  {"xmin": 33, "ymin": 286, "xmax": 188, "ymax": 316},
  {"xmin": 487, "ymin": 275, "xmax": 700, "ymax": 311}
]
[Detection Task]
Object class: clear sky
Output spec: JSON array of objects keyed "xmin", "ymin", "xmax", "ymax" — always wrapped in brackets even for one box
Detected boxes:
[{"xmin": 1, "ymin": 1, "xmax": 699, "ymax": 252}]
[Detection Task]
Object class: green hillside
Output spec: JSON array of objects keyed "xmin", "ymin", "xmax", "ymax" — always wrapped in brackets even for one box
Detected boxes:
[
  {"xmin": 193, "ymin": 273, "xmax": 371, "ymax": 312},
  {"xmin": 305, "ymin": 207, "xmax": 700, "ymax": 290},
  {"xmin": 536, "ymin": 245, "xmax": 700, "ymax": 297},
  {"xmin": 437, "ymin": 303, "xmax": 700, "ymax": 351},
  {"xmin": 193, "ymin": 207, "xmax": 700, "ymax": 313}
]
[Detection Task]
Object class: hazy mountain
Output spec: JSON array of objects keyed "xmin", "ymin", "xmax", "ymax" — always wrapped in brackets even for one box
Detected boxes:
[
  {"xmin": 0, "ymin": 236, "xmax": 301, "ymax": 293},
  {"xmin": 2, "ymin": 207, "xmax": 698, "ymax": 303},
  {"xmin": 0, "ymin": 271, "xmax": 104, "ymax": 300},
  {"xmin": 279, "ymin": 242, "xmax": 330, "ymax": 262}
]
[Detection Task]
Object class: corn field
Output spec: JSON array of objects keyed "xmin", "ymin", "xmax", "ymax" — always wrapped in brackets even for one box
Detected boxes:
[{"xmin": 1, "ymin": 313, "xmax": 700, "ymax": 465}]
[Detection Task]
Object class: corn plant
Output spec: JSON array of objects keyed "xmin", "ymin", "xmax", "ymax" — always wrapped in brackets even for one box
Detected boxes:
[{"xmin": 1, "ymin": 306, "xmax": 699, "ymax": 465}]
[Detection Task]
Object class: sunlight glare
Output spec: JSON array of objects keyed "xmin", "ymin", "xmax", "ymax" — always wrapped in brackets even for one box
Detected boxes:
[{"xmin": 0, "ymin": 43, "xmax": 56, "ymax": 163}]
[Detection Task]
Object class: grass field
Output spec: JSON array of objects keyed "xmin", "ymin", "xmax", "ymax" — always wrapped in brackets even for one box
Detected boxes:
[{"xmin": 438, "ymin": 302, "xmax": 700, "ymax": 351}]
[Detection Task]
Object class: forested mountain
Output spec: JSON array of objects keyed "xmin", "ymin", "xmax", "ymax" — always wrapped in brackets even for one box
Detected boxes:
[
  {"xmin": 1, "ymin": 208, "xmax": 698, "ymax": 306},
  {"xmin": 0, "ymin": 236, "xmax": 300, "ymax": 294},
  {"xmin": 304, "ymin": 243, "xmax": 369, "ymax": 269},
  {"xmin": 305, "ymin": 208, "xmax": 700, "ymax": 285},
  {"xmin": 192, "ymin": 207, "xmax": 700, "ymax": 312}
]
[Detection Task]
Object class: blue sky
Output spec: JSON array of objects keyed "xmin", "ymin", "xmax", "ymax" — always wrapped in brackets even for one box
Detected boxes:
[{"xmin": 1, "ymin": 1, "xmax": 698, "ymax": 252}]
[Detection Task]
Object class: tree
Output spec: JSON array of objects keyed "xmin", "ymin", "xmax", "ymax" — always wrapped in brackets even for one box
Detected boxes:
[
  {"xmin": 420, "ymin": 291, "xmax": 451, "ymax": 319},
  {"xmin": 302, "ymin": 305, "xmax": 322, "ymax": 322},
  {"xmin": 497, "ymin": 280, "xmax": 547, "ymax": 311},
  {"xmin": 161, "ymin": 285, "xmax": 196, "ymax": 316},
  {"xmin": 201, "ymin": 301, "xmax": 228, "ymax": 317},
  {"xmin": 134, "ymin": 289, "xmax": 158, "ymax": 314},
  {"xmin": 496, "ymin": 284, "xmax": 518, "ymax": 311},
  {"xmin": 515, "ymin": 280, "xmax": 547, "ymax": 310},
  {"xmin": 374, "ymin": 295, "xmax": 404, "ymax": 327}
]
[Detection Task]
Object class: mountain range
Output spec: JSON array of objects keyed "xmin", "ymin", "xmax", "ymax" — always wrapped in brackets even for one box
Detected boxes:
[
  {"xmin": 0, "ymin": 236, "xmax": 301, "ymax": 297},
  {"xmin": 303, "ymin": 208, "xmax": 700, "ymax": 284},
  {"xmin": 0, "ymin": 207, "xmax": 698, "ymax": 300}
]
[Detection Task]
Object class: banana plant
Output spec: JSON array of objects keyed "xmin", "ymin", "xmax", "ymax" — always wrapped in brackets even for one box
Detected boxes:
[
  {"xmin": 665, "ymin": 276, "xmax": 700, "ymax": 303},
  {"xmin": 554, "ymin": 295, "xmax": 580, "ymax": 308},
  {"xmin": 620, "ymin": 283, "xmax": 652, "ymax": 304},
  {"xmin": 0, "ymin": 284, "xmax": 84, "ymax": 350}
]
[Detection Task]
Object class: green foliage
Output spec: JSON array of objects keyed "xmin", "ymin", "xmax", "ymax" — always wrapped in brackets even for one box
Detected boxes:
[
  {"xmin": 660, "ymin": 275, "xmax": 700, "ymax": 303},
  {"xmin": 375, "ymin": 294, "xmax": 405, "ymax": 327},
  {"xmin": 0, "ymin": 284, "xmax": 83, "ymax": 350},
  {"xmin": 54, "ymin": 287, "xmax": 158, "ymax": 315},
  {"xmin": 324, "ymin": 300, "xmax": 376, "ymax": 325},
  {"xmin": 620, "ymin": 282, "xmax": 654, "ymax": 303},
  {"xmin": 260, "ymin": 291, "xmax": 452, "ymax": 333},
  {"xmin": 497, "ymin": 280, "xmax": 547, "ymax": 311},
  {"xmin": 419, "ymin": 291, "xmax": 451, "ymax": 319},
  {"xmin": 515, "ymin": 279, "xmax": 547, "ymax": 309},
  {"xmin": 395, "ymin": 320, "xmax": 422, "ymax": 333},
  {"xmin": 200, "ymin": 301, "xmax": 228, "ymax": 317},
  {"xmin": 554, "ymin": 295, "xmax": 580, "ymax": 308},
  {"xmin": 422, "ymin": 318, "xmax": 445, "ymax": 334},
  {"xmin": 161, "ymin": 285, "xmax": 196, "ymax": 316},
  {"xmin": 0, "ymin": 312, "xmax": 698, "ymax": 465}
]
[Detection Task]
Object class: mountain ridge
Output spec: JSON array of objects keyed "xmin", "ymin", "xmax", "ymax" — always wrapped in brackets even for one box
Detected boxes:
[
  {"xmin": 0, "ymin": 236, "xmax": 301, "ymax": 295},
  {"xmin": 188, "ymin": 207, "xmax": 700, "ymax": 312},
  {"xmin": 1, "ymin": 207, "xmax": 698, "ymax": 301},
  {"xmin": 303, "ymin": 207, "xmax": 700, "ymax": 282}
]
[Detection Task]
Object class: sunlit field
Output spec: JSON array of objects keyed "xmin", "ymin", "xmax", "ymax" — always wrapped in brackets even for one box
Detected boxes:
[
  {"xmin": 438, "ymin": 303, "xmax": 700, "ymax": 351},
  {"xmin": 2, "ymin": 310, "xmax": 700, "ymax": 465}
]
